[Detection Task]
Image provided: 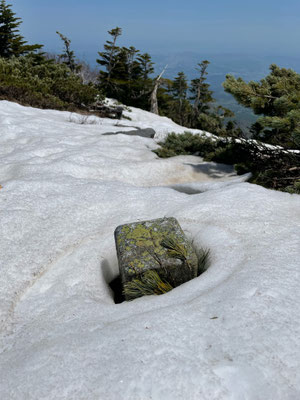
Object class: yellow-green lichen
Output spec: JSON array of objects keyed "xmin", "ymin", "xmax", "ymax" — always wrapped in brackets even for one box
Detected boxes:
[{"xmin": 115, "ymin": 218, "xmax": 199, "ymax": 296}]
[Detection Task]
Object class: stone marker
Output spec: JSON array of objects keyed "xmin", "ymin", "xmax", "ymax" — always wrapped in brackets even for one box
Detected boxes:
[{"xmin": 114, "ymin": 217, "xmax": 198, "ymax": 300}]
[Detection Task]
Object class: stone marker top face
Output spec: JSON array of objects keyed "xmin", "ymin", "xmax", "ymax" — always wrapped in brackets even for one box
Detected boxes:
[{"xmin": 114, "ymin": 217, "xmax": 198, "ymax": 294}]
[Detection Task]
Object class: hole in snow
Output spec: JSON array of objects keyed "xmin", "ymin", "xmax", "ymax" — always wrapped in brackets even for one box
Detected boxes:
[
  {"xmin": 101, "ymin": 240, "xmax": 211, "ymax": 304},
  {"xmin": 101, "ymin": 258, "xmax": 125, "ymax": 304},
  {"xmin": 108, "ymin": 275, "xmax": 125, "ymax": 304}
]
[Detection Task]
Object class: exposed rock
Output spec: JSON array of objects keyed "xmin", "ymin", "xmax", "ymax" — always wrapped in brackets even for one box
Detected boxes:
[
  {"xmin": 89, "ymin": 104, "xmax": 123, "ymax": 119},
  {"xmin": 119, "ymin": 128, "xmax": 155, "ymax": 138},
  {"xmin": 114, "ymin": 217, "xmax": 198, "ymax": 300},
  {"xmin": 103, "ymin": 128, "xmax": 156, "ymax": 138}
]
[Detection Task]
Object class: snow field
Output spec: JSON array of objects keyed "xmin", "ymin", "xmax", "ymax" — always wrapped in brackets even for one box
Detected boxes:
[{"xmin": 0, "ymin": 101, "xmax": 299, "ymax": 399}]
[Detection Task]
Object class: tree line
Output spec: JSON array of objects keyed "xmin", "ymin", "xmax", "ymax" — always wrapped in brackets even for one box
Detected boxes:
[
  {"xmin": 0, "ymin": 0, "xmax": 299, "ymax": 149},
  {"xmin": 94, "ymin": 27, "xmax": 241, "ymax": 136}
]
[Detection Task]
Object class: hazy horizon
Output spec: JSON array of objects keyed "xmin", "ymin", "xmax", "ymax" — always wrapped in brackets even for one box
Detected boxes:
[
  {"xmin": 7, "ymin": 0, "xmax": 300, "ymax": 131},
  {"xmin": 10, "ymin": 0, "xmax": 300, "ymax": 59}
]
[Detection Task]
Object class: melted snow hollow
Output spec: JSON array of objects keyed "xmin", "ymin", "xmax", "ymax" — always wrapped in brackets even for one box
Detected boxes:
[{"xmin": 0, "ymin": 101, "xmax": 299, "ymax": 400}]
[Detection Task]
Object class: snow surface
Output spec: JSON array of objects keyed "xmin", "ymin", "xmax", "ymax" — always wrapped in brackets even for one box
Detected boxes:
[{"xmin": 0, "ymin": 100, "xmax": 299, "ymax": 400}]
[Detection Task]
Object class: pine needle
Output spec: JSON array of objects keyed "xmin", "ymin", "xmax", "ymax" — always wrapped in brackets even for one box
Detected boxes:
[
  {"xmin": 196, "ymin": 248, "xmax": 211, "ymax": 275},
  {"xmin": 160, "ymin": 237, "xmax": 188, "ymax": 261},
  {"xmin": 123, "ymin": 270, "xmax": 173, "ymax": 301},
  {"xmin": 123, "ymin": 239, "xmax": 211, "ymax": 301}
]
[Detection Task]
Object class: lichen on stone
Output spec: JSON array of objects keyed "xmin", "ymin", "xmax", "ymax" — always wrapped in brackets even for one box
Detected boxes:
[{"xmin": 114, "ymin": 217, "xmax": 199, "ymax": 300}]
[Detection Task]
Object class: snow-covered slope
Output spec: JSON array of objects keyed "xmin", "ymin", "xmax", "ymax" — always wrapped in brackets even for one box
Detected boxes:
[{"xmin": 0, "ymin": 101, "xmax": 299, "ymax": 400}]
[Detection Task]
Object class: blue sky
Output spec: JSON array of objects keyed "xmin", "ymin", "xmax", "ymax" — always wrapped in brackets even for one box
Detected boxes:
[{"xmin": 10, "ymin": 0, "xmax": 300, "ymax": 61}]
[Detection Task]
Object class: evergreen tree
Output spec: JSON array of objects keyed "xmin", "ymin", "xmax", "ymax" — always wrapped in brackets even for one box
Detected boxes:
[
  {"xmin": 118, "ymin": 46, "xmax": 142, "ymax": 103},
  {"xmin": 188, "ymin": 60, "xmax": 239, "ymax": 135},
  {"xmin": 223, "ymin": 64, "xmax": 300, "ymax": 148},
  {"xmin": 100, "ymin": 45, "xmax": 141, "ymax": 103},
  {"xmin": 135, "ymin": 52, "xmax": 155, "ymax": 109},
  {"xmin": 169, "ymin": 72, "xmax": 191, "ymax": 126},
  {"xmin": 56, "ymin": 31, "xmax": 79, "ymax": 73},
  {"xmin": 137, "ymin": 53, "xmax": 154, "ymax": 82},
  {"xmin": 190, "ymin": 60, "xmax": 214, "ymax": 119},
  {"xmin": 97, "ymin": 28, "xmax": 157, "ymax": 108},
  {"xmin": 97, "ymin": 26, "xmax": 122, "ymax": 95},
  {"xmin": 0, "ymin": 0, "xmax": 42, "ymax": 58},
  {"xmin": 125, "ymin": 46, "xmax": 141, "ymax": 81}
]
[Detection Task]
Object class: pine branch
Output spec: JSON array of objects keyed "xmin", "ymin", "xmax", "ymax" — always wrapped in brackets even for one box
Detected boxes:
[{"xmin": 123, "ymin": 270, "xmax": 173, "ymax": 300}]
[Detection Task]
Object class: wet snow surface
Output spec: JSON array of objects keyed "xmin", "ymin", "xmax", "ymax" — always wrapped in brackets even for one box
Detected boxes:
[{"xmin": 0, "ymin": 101, "xmax": 299, "ymax": 400}]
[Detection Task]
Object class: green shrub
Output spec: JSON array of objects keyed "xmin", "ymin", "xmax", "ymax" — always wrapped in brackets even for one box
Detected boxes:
[
  {"xmin": 205, "ymin": 143, "xmax": 241, "ymax": 164},
  {"xmin": 234, "ymin": 163, "xmax": 251, "ymax": 175},
  {"xmin": 154, "ymin": 132, "xmax": 218, "ymax": 158},
  {"xmin": 0, "ymin": 83, "xmax": 65, "ymax": 109},
  {"xmin": 155, "ymin": 132, "xmax": 300, "ymax": 193},
  {"xmin": 284, "ymin": 181, "xmax": 300, "ymax": 194},
  {"xmin": 0, "ymin": 54, "xmax": 103, "ymax": 110},
  {"xmin": 209, "ymin": 142, "xmax": 300, "ymax": 192}
]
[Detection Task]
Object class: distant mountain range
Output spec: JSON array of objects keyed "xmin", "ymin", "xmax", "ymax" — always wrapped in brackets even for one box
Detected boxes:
[{"xmin": 151, "ymin": 53, "xmax": 300, "ymax": 132}]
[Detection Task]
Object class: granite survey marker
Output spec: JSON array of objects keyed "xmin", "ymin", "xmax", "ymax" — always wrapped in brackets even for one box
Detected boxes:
[{"xmin": 114, "ymin": 217, "xmax": 198, "ymax": 300}]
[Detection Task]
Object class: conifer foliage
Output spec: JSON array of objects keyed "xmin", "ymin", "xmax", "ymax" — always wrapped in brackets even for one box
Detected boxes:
[
  {"xmin": 56, "ymin": 31, "xmax": 79, "ymax": 73},
  {"xmin": 190, "ymin": 60, "xmax": 213, "ymax": 119},
  {"xmin": 170, "ymin": 72, "xmax": 190, "ymax": 126},
  {"xmin": 0, "ymin": 1, "xmax": 102, "ymax": 111},
  {"xmin": 97, "ymin": 27, "xmax": 155, "ymax": 108},
  {"xmin": 223, "ymin": 64, "xmax": 300, "ymax": 148},
  {"xmin": 0, "ymin": 55, "xmax": 100, "ymax": 109},
  {"xmin": 96, "ymin": 28, "xmax": 239, "ymax": 135},
  {"xmin": 189, "ymin": 61, "xmax": 236, "ymax": 135},
  {"xmin": 0, "ymin": 0, "xmax": 42, "ymax": 58},
  {"xmin": 97, "ymin": 27, "xmax": 122, "ymax": 94}
]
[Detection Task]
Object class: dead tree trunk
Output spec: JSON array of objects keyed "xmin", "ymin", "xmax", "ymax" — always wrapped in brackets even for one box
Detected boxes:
[{"xmin": 150, "ymin": 65, "xmax": 167, "ymax": 114}]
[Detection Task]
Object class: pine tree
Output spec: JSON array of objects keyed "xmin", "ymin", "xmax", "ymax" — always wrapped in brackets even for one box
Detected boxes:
[
  {"xmin": 188, "ymin": 60, "xmax": 238, "ymax": 135},
  {"xmin": 189, "ymin": 60, "xmax": 217, "ymax": 131},
  {"xmin": 56, "ymin": 31, "xmax": 79, "ymax": 73},
  {"xmin": 170, "ymin": 72, "xmax": 191, "ymax": 126},
  {"xmin": 190, "ymin": 60, "xmax": 214, "ymax": 119},
  {"xmin": 125, "ymin": 46, "xmax": 140, "ymax": 81},
  {"xmin": 123, "ymin": 46, "xmax": 145, "ymax": 104},
  {"xmin": 0, "ymin": 0, "xmax": 42, "ymax": 58},
  {"xmin": 100, "ymin": 45, "xmax": 140, "ymax": 103},
  {"xmin": 97, "ymin": 29, "xmax": 156, "ymax": 108},
  {"xmin": 135, "ymin": 52, "xmax": 155, "ymax": 109},
  {"xmin": 223, "ymin": 64, "xmax": 300, "ymax": 148},
  {"xmin": 137, "ymin": 53, "xmax": 154, "ymax": 82},
  {"xmin": 97, "ymin": 26, "xmax": 122, "ymax": 95},
  {"xmin": 173, "ymin": 72, "xmax": 188, "ymax": 103}
]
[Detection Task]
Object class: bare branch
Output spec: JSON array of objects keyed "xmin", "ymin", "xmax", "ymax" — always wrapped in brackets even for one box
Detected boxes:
[{"xmin": 150, "ymin": 64, "xmax": 168, "ymax": 114}]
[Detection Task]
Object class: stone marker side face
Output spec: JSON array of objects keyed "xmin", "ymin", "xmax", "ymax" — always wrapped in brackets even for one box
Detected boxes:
[{"xmin": 114, "ymin": 217, "xmax": 198, "ymax": 298}]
